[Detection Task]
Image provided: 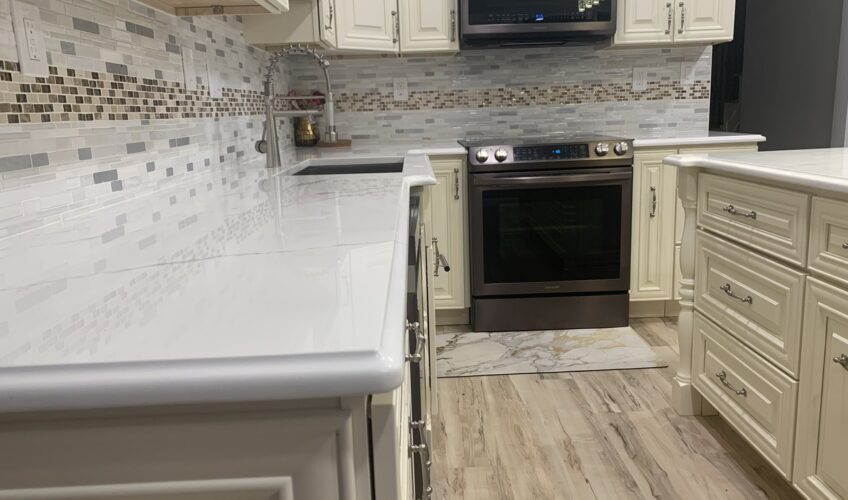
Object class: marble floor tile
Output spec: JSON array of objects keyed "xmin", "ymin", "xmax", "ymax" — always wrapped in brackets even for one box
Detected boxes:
[{"xmin": 436, "ymin": 325, "xmax": 667, "ymax": 378}]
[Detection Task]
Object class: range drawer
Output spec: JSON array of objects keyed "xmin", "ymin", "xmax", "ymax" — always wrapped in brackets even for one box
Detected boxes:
[
  {"xmin": 696, "ymin": 230, "xmax": 806, "ymax": 377},
  {"xmin": 698, "ymin": 173, "xmax": 810, "ymax": 267},
  {"xmin": 809, "ymin": 196, "xmax": 848, "ymax": 287},
  {"xmin": 693, "ymin": 313, "xmax": 798, "ymax": 479}
]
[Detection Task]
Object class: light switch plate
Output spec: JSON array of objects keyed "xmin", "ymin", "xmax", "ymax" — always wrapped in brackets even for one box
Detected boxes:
[
  {"xmin": 181, "ymin": 48, "xmax": 197, "ymax": 92},
  {"xmin": 680, "ymin": 62, "xmax": 696, "ymax": 86},
  {"xmin": 632, "ymin": 67, "xmax": 649, "ymax": 92},
  {"xmin": 10, "ymin": 0, "xmax": 48, "ymax": 76},
  {"xmin": 393, "ymin": 78, "xmax": 408, "ymax": 101}
]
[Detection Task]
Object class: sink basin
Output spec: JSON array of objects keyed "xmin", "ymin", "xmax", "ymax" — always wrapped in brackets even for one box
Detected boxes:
[{"xmin": 294, "ymin": 161, "xmax": 404, "ymax": 176}]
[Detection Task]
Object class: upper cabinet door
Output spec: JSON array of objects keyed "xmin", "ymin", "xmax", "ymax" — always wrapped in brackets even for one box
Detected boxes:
[
  {"xmin": 318, "ymin": 0, "xmax": 338, "ymax": 47},
  {"xmin": 614, "ymin": 0, "xmax": 674, "ymax": 45},
  {"xmin": 334, "ymin": 0, "xmax": 398, "ymax": 52},
  {"xmin": 399, "ymin": 0, "xmax": 458, "ymax": 53},
  {"xmin": 673, "ymin": 0, "xmax": 734, "ymax": 43}
]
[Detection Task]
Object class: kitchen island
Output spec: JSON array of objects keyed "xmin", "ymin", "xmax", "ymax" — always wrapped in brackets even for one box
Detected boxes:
[
  {"xmin": 665, "ymin": 148, "xmax": 848, "ymax": 499},
  {"xmin": 0, "ymin": 148, "xmax": 439, "ymax": 500}
]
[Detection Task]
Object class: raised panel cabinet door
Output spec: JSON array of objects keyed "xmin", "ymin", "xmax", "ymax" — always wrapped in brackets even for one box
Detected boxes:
[
  {"xmin": 631, "ymin": 151, "xmax": 677, "ymax": 300},
  {"xmin": 429, "ymin": 159, "xmax": 468, "ymax": 310},
  {"xmin": 334, "ymin": 0, "xmax": 397, "ymax": 52},
  {"xmin": 614, "ymin": 0, "xmax": 674, "ymax": 45},
  {"xmin": 399, "ymin": 0, "xmax": 458, "ymax": 52},
  {"xmin": 794, "ymin": 278, "xmax": 848, "ymax": 500},
  {"xmin": 318, "ymin": 0, "xmax": 338, "ymax": 47},
  {"xmin": 673, "ymin": 0, "xmax": 734, "ymax": 43}
]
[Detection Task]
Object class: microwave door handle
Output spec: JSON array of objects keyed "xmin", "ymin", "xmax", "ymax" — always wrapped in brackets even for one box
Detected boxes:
[{"xmin": 473, "ymin": 172, "xmax": 631, "ymax": 186}]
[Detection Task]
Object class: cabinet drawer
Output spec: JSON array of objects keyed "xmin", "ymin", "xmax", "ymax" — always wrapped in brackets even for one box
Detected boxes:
[
  {"xmin": 693, "ymin": 313, "xmax": 798, "ymax": 479},
  {"xmin": 809, "ymin": 196, "xmax": 848, "ymax": 287},
  {"xmin": 696, "ymin": 230, "xmax": 806, "ymax": 377},
  {"xmin": 698, "ymin": 173, "xmax": 810, "ymax": 267}
]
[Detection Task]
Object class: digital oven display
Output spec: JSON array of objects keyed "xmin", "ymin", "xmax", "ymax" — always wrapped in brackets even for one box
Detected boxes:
[{"xmin": 513, "ymin": 144, "xmax": 590, "ymax": 161}]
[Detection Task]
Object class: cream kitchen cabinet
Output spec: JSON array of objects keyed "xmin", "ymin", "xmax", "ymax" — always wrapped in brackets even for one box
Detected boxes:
[
  {"xmin": 424, "ymin": 156, "xmax": 469, "ymax": 318},
  {"xmin": 630, "ymin": 143, "xmax": 760, "ymax": 312},
  {"xmin": 613, "ymin": 0, "xmax": 734, "ymax": 46},
  {"xmin": 399, "ymin": 0, "xmax": 459, "ymax": 53},
  {"xmin": 334, "ymin": 0, "xmax": 397, "ymax": 52},
  {"xmin": 243, "ymin": 0, "xmax": 337, "ymax": 49},
  {"xmin": 794, "ymin": 279, "xmax": 848, "ymax": 500},
  {"xmin": 670, "ymin": 150, "xmax": 848, "ymax": 499},
  {"xmin": 244, "ymin": 0, "xmax": 458, "ymax": 53},
  {"xmin": 631, "ymin": 149, "xmax": 678, "ymax": 301}
]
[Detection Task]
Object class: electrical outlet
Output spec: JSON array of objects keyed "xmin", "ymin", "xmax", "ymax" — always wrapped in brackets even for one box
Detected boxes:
[
  {"xmin": 10, "ymin": 0, "xmax": 48, "ymax": 76},
  {"xmin": 24, "ymin": 19, "xmax": 40, "ymax": 61},
  {"xmin": 393, "ymin": 78, "xmax": 408, "ymax": 102},
  {"xmin": 680, "ymin": 62, "xmax": 696, "ymax": 86},
  {"xmin": 632, "ymin": 67, "xmax": 649, "ymax": 92}
]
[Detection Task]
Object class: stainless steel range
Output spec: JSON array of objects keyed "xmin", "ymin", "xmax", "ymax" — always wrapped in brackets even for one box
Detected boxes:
[{"xmin": 459, "ymin": 135, "xmax": 634, "ymax": 332}]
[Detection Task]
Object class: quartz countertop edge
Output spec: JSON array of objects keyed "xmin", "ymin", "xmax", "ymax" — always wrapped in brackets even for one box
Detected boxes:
[
  {"xmin": 0, "ymin": 153, "xmax": 436, "ymax": 413},
  {"xmin": 633, "ymin": 132, "xmax": 766, "ymax": 148},
  {"xmin": 665, "ymin": 147, "xmax": 848, "ymax": 194}
]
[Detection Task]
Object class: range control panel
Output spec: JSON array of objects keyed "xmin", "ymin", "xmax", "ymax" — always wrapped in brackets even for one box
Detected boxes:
[{"xmin": 468, "ymin": 139, "xmax": 633, "ymax": 167}]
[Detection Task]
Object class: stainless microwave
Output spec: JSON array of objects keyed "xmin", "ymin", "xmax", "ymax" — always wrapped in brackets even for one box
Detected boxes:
[{"xmin": 459, "ymin": 0, "xmax": 616, "ymax": 48}]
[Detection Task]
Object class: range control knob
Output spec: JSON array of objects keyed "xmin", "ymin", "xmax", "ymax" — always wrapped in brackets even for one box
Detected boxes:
[
  {"xmin": 494, "ymin": 148, "xmax": 509, "ymax": 162},
  {"xmin": 614, "ymin": 142, "xmax": 630, "ymax": 156},
  {"xmin": 475, "ymin": 149, "xmax": 490, "ymax": 163},
  {"xmin": 595, "ymin": 142, "xmax": 610, "ymax": 156}
]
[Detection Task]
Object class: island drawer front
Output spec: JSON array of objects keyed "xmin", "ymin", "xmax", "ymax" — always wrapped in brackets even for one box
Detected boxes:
[
  {"xmin": 809, "ymin": 196, "xmax": 848, "ymax": 287},
  {"xmin": 693, "ymin": 313, "xmax": 798, "ymax": 479},
  {"xmin": 696, "ymin": 230, "xmax": 806, "ymax": 377},
  {"xmin": 697, "ymin": 173, "xmax": 810, "ymax": 267}
]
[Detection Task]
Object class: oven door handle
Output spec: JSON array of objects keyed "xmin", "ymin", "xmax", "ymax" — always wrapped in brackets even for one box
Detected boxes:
[{"xmin": 472, "ymin": 171, "xmax": 631, "ymax": 186}]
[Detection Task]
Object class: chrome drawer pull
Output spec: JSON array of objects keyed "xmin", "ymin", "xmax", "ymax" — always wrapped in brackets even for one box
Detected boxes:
[
  {"xmin": 409, "ymin": 423, "xmax": 433, "ymax": 499},
  {"xmin": 834, "ymin": 354, "xmax": 848, "ymax": 370},
  {"xmin": 722, "ymin": 204, "xmax": 757, "ymax": 220},
  {"xmin": 649, "ymin": 186, "xmax": 657, "ymax": 218},
  {"xmin": 432, "ymin": 237, "xmax": 451, "ymax": 277},
  {"xmin": 405, "ymin": 321, "xmax": 425, "ymax": 363},
  {"xmin": 720, "ymin": 283, "xmax": 753, "ymax": 304},
  {"xmin": 665, "ymin": 2, "xmax": 672, "ymax": 34},
  {"xmin": 716, "ymin": 371, "xmax": 747, "ymax": 397}
]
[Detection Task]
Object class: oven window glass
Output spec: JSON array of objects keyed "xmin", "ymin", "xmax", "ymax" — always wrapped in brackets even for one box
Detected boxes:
[
  {"xmin": 467, "ymin": 0, "xmax": 612, "ymax": 25},
  {"xmin": 481, "ymin": 184, "xmax": 622, "ymax": 284}
]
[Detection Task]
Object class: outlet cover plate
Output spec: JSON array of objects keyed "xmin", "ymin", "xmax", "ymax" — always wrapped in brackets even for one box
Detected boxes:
[
  {"xmin": 632, "ymin": 67, "xmax": 649, "ymax": 92},
  {"xmin": 10, "ymin": 0, "xmax": 48, "ymax": 77},
  {"xmin": 393, "ymin": 78, "xmax": 408, "ymax": 101}
]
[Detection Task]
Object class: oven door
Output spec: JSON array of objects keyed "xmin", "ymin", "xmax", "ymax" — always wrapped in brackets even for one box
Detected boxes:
[{"xmin": 470, "ymin": 167, "xmax": 632, "ymax": 297}]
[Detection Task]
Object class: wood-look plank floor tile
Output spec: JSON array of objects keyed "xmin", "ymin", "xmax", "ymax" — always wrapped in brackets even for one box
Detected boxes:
[{"xmin": 431, "ymin": 317, "xmax": 802, "ymax": 500}]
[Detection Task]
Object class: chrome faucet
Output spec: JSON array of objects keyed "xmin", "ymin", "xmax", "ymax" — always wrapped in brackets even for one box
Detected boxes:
[{"xmin": 257, "ymin": 45, "xmax": 337, "ymax": 168}]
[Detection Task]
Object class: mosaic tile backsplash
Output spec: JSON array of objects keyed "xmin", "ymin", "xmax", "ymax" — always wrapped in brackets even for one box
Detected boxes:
[
  {"xmin": 0, "ymin": 0, "xmax": 290, "ymax": 237},
  {"xmin": 289, "ymin": 45, "xmax": 713, "ymax": 141}
]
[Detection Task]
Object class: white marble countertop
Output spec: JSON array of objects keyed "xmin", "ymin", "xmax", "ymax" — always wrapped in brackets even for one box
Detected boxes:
[
  {"xmin": 0, "ymin": 132, "xmax": 764, "ymax": 413},
  {"xmin": 665, "ymin": 147, "xmax": 848, "ymax": 194},
  {"xmin": 0, "ymin": 148, "xmax": 435, "ymax": 412}
]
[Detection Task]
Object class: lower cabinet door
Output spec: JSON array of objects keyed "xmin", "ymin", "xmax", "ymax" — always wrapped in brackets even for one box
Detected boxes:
[
  {"xmin": 631, "ymin": 150, "xmax": 678, "ymax": 300},
  {"xmin": 794, "ymin": 278, "xmax": 848, "ymax": 499},
  {"xmin": 427, "ymin": 158, "xmax": 468, "ymax": 311}
]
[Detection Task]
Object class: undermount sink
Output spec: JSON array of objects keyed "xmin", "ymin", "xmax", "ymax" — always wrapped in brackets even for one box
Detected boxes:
[{"xmin": 294, "ymin": 161, "xmax": 404, "ymax": 176}]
